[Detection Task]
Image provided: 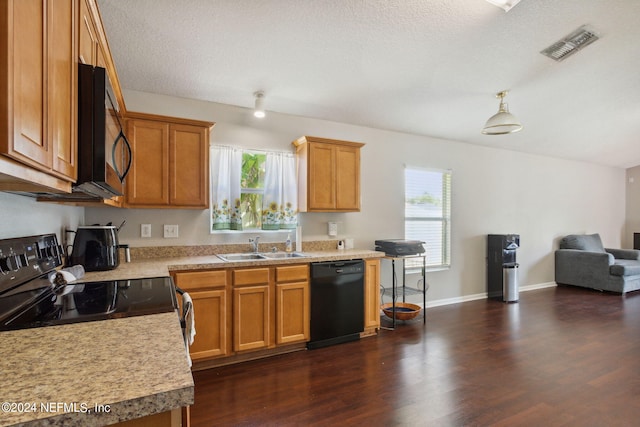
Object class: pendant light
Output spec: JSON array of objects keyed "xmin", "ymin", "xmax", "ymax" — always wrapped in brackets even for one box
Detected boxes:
[
  {"xmin": 485, "ymin": 0, "xmax": 521, "ymax": 12},
  {"xmin": 253, "ymin": 91, "xmax": 265, "ymax": 118},
  {"xmin": 481, "ymin": 91, "xmax": 523, "ymax": 135}
]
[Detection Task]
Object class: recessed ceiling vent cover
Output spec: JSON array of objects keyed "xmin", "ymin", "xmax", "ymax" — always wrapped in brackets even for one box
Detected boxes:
[{"xmin": 540, "ymin": 25, "xmax": 599, "ymax": 61}]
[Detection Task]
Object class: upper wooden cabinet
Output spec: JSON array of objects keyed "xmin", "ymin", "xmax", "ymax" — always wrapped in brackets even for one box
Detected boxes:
[
  {"xmin": 124, "ymin": 112, "xmax": 214, "ymax": 209},
  {"xmin": 0, "ymin": 0, "xmax": 77, "ymax": 191},
  {"xmin": 78, "ymin": 0, "xmax": 125, "ymax": 115},
  {"xmin": 293, "ymin": 136, "xmax": 364, "ymax": 212}
]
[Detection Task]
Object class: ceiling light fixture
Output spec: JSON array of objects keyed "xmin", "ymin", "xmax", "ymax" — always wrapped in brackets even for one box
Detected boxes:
[
  {"xmin": 253, "ymin": 91, "xmax": 265, "ymax": 118},
  {"xmin": 482, "ymin": 91, "xmax": 523, "ymax": 135},
  {"xmin": 485, "ymin": 0, "xmax": 521, "ymax": 12}
]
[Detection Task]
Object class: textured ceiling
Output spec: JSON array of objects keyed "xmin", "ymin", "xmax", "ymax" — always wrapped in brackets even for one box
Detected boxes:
[{"xmin": 98, "ymin": 0, "xmax": 640, "ymax": 168}]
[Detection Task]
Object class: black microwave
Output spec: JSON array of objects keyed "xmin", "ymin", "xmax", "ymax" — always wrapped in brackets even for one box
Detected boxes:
[{"xmin": 76, "ymin": 63, "xmax": 132, "ymax": 198}]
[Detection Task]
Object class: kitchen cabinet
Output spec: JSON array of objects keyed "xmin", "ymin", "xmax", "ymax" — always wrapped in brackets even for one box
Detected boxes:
[
  {"xmin": 293, "ymin": 136, "xmax": 365, "ymax": 212},
  {"xmin": 172, "ymin": 270, "xmax": 231, "ymax": 361},
  {"xmin": 78, "ymin": 0, "xmax": 125, "ymax": 114},
  {"xmin": 110, "ymin": 408, "xmax": 182, "ymax": 427},
  {"xmin": 125, "ymin": 112, "xmax": 214, "ymax": 209},
  {"xmin": 0, "ymin": 0, "xmax": 77, "ymax": 192},
  {"xmin": 275, "ymin": 265, "xmax": 310, "ymax": 345},
  {"xmin": 232, "ymin": 268, "xmax": 271, "ymax": 352},
  {"xmin": 363, "ymin": 258, "xmax": 381, "ymax": 335}
]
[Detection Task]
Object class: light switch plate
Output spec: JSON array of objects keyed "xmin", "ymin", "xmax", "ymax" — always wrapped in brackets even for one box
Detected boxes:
[
  {"xmin": 163, "ymin": 224, "xmax": 179, "ymax": 238},
  {"xmin": 141, "ymin": 224, "xmax": 151, "ymax": 238}
]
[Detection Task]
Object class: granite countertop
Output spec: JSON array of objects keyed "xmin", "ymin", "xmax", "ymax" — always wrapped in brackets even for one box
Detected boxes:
[
  {"xmin": 0, "ymin": 312, "xmax": 193, "ymax": 427},
  {"xmin": 79, "ymin": 249, "xmax": 385, "ymax": 283}
]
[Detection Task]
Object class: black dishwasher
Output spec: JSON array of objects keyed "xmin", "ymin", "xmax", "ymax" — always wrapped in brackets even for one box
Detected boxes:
[{"xmin": 308, "ymin": 260, "xmax": 365, "ymax": 349}]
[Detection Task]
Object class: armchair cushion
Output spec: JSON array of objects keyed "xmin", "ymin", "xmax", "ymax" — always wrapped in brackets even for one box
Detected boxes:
[
  {"xmin": 610, "ymin": 260, "xmax": 640, "ymax": 277},
  {"xmin": 560, "ymin": 233, "xmax": 605, "ymax": 252}
]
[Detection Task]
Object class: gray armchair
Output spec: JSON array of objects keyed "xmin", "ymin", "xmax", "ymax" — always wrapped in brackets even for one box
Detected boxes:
[{"xmin": 555, "ymin": 233, "xmax": 640, "ymax": 294}]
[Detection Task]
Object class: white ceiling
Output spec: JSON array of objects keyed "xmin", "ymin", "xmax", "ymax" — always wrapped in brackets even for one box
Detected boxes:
[{"xmin": 97, "ymin": 0, "xmax": 640, "ymax": 168}]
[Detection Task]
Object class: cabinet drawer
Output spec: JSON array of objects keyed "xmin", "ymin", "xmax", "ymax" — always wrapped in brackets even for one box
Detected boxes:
[
  {"xmin": 174, "ymin": 270, "xmax": 227, "ymax": 290},
  {"xmin": 233, "ymin": 268, "xmax": 270, "ymax": 286},
  {"xmin": 276, "ymin": 265, "xmax": 308, "ymax": 282}
]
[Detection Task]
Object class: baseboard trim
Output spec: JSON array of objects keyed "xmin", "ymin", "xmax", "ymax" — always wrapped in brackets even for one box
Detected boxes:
[{"xmin": 425, "ymin": 282, "xmax": 558, "ymax": 309}]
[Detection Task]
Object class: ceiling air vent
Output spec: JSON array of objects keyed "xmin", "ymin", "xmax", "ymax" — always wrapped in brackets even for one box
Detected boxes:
[{"xmin": 540, "ymin": 25, "xmax": 599, "ymax": 62}]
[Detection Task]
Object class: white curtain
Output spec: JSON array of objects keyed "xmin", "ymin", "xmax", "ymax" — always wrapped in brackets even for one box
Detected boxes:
[
  {"xmin": 262, "ymin": 152, "xmax": 298, "ymax": 230},
  {"xmin": 210, "ymin": 146, "xmax": 242, "ymax": 231}
]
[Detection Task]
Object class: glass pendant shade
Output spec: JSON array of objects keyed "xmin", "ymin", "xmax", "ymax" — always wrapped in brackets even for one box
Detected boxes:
[
  {"xmin": 485, "ymin": 0, "xmax": 521, "ymax": 12},
  {"xmin": 482, "ymin": 91, "xmax": 523, "ymax": 135}
]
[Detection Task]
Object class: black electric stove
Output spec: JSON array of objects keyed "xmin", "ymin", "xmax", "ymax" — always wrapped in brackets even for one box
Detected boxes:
[{"xmin": 0, "ymin": 234, "xmax": 178, "ymax": 331}]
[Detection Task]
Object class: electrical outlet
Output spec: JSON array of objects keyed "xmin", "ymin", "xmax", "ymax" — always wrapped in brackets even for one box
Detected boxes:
[
  {"xmin": 141, "ymin": 224, "xmax": 151, "ymax": 238},
  {"xmin": 163, "ymin": 225, "xmax": 179, "ymax": 238}
]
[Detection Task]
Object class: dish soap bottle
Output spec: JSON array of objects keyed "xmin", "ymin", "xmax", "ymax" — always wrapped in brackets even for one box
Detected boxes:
[{"xmin": 285, "ymin": 233, "xmax": 293, "ymax": 252}]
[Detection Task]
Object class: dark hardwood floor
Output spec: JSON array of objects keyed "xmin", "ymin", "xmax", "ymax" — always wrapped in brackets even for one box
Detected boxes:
[{"xmin": 191, "ymin": 286, "xmax": 640, "ymax": 426}]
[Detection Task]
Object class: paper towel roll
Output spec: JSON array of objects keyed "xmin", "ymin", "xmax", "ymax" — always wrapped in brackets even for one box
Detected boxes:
[{"xmin": 296, "ymin": 226, "xmax": 302, "ymax": 252}]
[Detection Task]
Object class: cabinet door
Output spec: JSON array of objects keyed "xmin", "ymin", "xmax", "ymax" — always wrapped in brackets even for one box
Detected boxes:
[
  {"xmin": 48, "ymin": 0, "xmax": 77, "ymax": 180},
  {"xmin": 3, "ymin": 0, "xmax": 50, "ymax": 170},
  {"xmin": 233, "ymin": 285, "xmax": 270, "ymax": 352},
  {"xmin": 364, "ymin": 259, "xmax": 381, "ymax": 332},
  {"xmin": 335, "ymin": 144, "xmax": 360, "ymax": 210},
  {"xmin": 307, "ymin": 142, "xmax": 335, "ymax": 210},
  {"xmin": 169, "ymin": 124, "xmax": 209, "ymax": 208},
  {"xmin": 189, "ymin": 289, "xmax": 228, "ymax": 360},
  {"xmin": 275, "ymin": 265, "xmax": 309, "ymax": 345},
  {"xmin": 276, "ymin": 281, "xmax": 309, "ymax": 345},
  {"xmin": 78, "ymin": 0, "xmax": 98, "ymax": 65},
  {"xmin": 126, "ymin": 119, "xmax": 170, "ymax": 206}
]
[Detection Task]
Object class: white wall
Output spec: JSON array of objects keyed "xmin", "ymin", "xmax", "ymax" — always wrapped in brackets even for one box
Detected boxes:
[
  {"xmin": 86, "ymin": 90, "xmax": 626, "ymax": 302},
  {"xmin": 0, "ymin": 192, "xmax": 83, "ymax": 247}
]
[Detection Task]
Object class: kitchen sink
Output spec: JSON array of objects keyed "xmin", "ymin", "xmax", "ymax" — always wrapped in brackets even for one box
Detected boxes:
[
  {"xmin": 260, "ymin": 252, "xmax": 307, "ymax": 259},
  {"xmin": 217, "ymin": 253, "xmax": 267, "ymax": 261},
  {"xmin": 216, "ymin": 252, "xmax": 308, "ymax": 262}
]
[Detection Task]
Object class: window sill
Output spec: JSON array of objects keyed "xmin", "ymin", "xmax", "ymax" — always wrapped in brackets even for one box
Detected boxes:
[{"xmin": 405, "ymin": 265, "xmax": 450, "ymax": 274}]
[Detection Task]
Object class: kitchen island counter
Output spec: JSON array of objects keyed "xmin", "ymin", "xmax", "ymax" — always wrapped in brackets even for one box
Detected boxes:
[{"xmin": 0, "ymin": 312, "xmax": 193, "ymax": 427}]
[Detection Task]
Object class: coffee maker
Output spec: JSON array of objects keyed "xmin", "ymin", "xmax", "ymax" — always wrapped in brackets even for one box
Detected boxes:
[{"xmin": 487, "ymin": 234, "xmax": 520, "ymax": 302}]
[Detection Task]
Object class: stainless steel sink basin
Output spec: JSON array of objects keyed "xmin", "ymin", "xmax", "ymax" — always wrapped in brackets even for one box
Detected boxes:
[
  {"xmin": 217, "ymin": 253, "xmax": 267, "ymax": 261},
  {"xmin": 260, "ymin": 252, "xmax": 307, "ymax": 259},
  {"xmin": 216, "ymin": 252, "xmax": 308, "ymax": 261}
]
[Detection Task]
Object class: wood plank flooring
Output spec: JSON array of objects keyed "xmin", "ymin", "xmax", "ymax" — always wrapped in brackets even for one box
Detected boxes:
[{"xmin": 191, "ymin": 286, "xmax": 640, "ymax": 426}]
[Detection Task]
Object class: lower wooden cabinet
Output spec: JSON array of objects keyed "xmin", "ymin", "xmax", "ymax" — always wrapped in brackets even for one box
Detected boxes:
[
  {"xmin": 174, "ymin": 261, "xmax": 380, "ymax": 367},
  {"xmin": 110, "ymin": 408, "xmax": 182, "ymax": 427},
  {"xmin": 275, "ymin": 265, "xmax": 310, "ymax": 345},
  {"xmin": 364, "ymin": 259, "xmax": 381, "ymax": 335},
  {"xmin": 172, "ymin": 270, "xmax": 230, "ymax": 361}
]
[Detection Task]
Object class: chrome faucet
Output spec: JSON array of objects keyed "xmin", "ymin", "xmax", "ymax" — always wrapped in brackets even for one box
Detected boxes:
[{"xmin": 249, "ymin": 237, "xmax": 260, "ymax": 253}]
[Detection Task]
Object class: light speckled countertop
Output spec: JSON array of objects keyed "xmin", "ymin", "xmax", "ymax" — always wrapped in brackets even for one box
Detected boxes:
[
  {"xmin": 2, "ymin": 247, "xmax": 383, "ymax": 426},
  {"xmin": 79, "ymin": 249, "xmax": 385, "ymax": 283},
  {"xmin": 0, "ymin": 312, "xmax": 193, "ymax": 427}
]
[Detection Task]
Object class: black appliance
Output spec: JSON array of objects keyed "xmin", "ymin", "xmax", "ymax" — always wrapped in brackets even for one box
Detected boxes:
[
  {"xmin": 308, "ymin": 260, "xmax": 364, "ymax": 349},
  {"xmin": 0, "ymin": 234, "xmax": 177, "ymax": 332},
  {"xmin": 75, "ymin": 63, "xmax": 132, "ymax": 199},
  {"xmin": 487, "ymin": 234, "xmax": 520, "ymax": 302},
  {"xmin": 69, "ymin": 226, "xmax": 120, "ymax": 271},
  {"xmin": 375, "ymin": 239, "xmax": 425, "ymax": 257}
]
